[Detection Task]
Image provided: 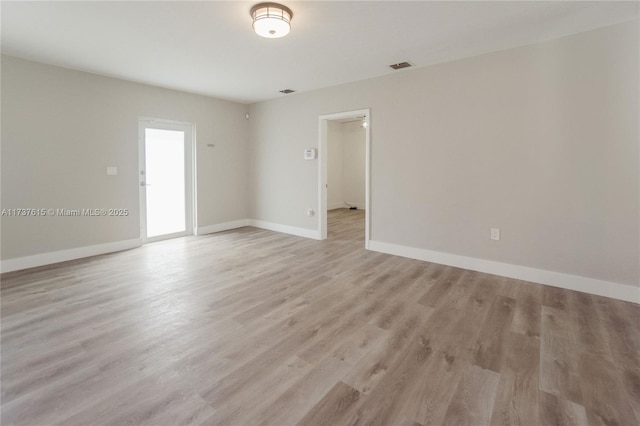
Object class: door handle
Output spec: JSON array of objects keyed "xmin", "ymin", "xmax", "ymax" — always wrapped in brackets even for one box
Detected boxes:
[{"xmin": 140, "ymin": 182, "xmax": 151, "ymax": 187}]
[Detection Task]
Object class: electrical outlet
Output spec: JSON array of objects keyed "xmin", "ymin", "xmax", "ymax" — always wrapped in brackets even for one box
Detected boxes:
[
  {"xmin": 106, "ymin": 166, "xmax": 117, "ymax": 176},
  {"xmin": 490, "ymin": 228, "xmax": 500, "ymax": 241}
]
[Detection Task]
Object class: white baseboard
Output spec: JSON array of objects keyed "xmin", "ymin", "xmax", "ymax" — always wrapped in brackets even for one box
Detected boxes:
[
  {"xmin": 368, "ymin": 240, "xmax": 639, "ymax": 304},
  {"xmin": 329, "ymin": 202, "xmax": 366, "ymax": 211},
  {"xmin": 195, "ymin": 219, "xmax": 250, "ymax": 236},
  {"xmin": 1, "ymin": 238, "xmax": 142, "ymax": 274},
  {"xmin": 249, "ymin": 219, "xmax": 322, "ymax": 240},
  {"xmin": 1, "ymin": 218, "xmax": 318, "ymax": 273},
  {"xmin": 327, "ymin": 202, "xmax": 365, "ymax": 210},
  {"xmin": 345, "ymin": 202, "xmax": 366, "ymax": 210}
]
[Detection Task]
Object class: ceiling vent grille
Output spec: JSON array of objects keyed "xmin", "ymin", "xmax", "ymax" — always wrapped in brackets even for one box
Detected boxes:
[
  {"xmin": 389, "ymin": 61, "xmax": 412, "ymax": 70},
  {"xmin": 279, "ymin": 89, "xmax": 295, "ymax": 94}
]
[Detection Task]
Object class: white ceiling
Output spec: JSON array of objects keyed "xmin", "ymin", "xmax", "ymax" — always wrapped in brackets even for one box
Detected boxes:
[{"xmin": 2, "ymin": 1, "xmax": 638, "ymax": 104}]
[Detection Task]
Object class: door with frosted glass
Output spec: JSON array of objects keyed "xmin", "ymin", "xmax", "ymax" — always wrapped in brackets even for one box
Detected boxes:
[{"xmin": 139, "ymin": 121, "xmax": 193, "ymax": 242}]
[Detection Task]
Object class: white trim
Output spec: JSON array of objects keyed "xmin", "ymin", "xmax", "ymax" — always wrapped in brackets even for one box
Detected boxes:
[
  {"xmin": 368, "ymin": 240, "xmax": 640, "ymax": 304},
  {"xmin": 319, "ymin": 119, "xmax": 328, "ymax": 239},
  {"xmin": 328, "ymin": 202, "xmax": 366, "ymax": 211},
  {"xmin": 249, "ymin": 219, "xmax": 322, "ymax": 240},
  {"xmin": 345, "ymin": 202, "xmax": 366, "ymax": 210},
  {"xmin": 1, "ymin": 238, "xmax": 142, "ymax": 274},
  {"xmin": 318, "ymin": 108, "xmax": 371, "ymax": 249},
  {"xmin": 0, "ymin": 218, "xmax": 316, "ymax": 273},
  {"xmin": 364, "ymin": 112, "xmax": 371, "ymax": 250},
  {"xmin": 195, "ymin": 219, "xmax": 250, "ymax": 236},
  {"xmin": 143, "ymin": 230, "xmax": 191, "ymax": 244}
]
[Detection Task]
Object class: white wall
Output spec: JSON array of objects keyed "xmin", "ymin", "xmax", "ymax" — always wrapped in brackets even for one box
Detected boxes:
[
  {"xmin": 1, "ymin": 55, "xmax": 249, "ymax": 262},
  {"xmin": 341, "ymin": 121, "xmax": 366, "ymax": 209},
  {"xmin": 327, "ymin": 121, "xmax": 344, "ymax": 210},
  {"xmin": 248, "ymin": 20, "xmax": 640, "ymax": 291},
  {"xmin": 327, "ymin": 120, "xmax": 366, "ymax": 210}
]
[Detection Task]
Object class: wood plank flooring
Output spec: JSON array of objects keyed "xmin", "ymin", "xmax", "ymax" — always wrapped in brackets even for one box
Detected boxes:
[{"xmin": 1, "ymin": 208, "xmax": 639, "ymax": 425}]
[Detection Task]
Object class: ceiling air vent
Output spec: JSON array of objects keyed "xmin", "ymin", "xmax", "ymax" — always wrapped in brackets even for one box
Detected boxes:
[
  {"xmin": 389, "ymin": 61, "xmax": 412, "ymax": 70},
  {"xmin": 279, "ymin": 89, "xmax": 295, "ymax": 94}
]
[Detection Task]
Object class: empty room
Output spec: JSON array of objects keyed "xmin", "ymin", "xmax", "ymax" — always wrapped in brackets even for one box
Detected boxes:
[{"xmin": 1, "ymin": 1, "xmax": 639, "ymax": 425}]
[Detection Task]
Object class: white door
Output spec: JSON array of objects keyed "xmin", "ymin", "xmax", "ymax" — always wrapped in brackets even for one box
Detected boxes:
[{"xmin": 139, "ymin": 120, "xmax": 194, "ymax": 243}]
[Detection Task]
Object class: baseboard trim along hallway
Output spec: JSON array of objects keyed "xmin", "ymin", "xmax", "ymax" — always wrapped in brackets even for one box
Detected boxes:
[
  {"xmin": 2, "ymin": 220, "xmax": 636, "ymax": 304},
  {"xmin": 368, "ymin": 240, "xmax": 639, "ymax": 304},
  {"xmin": 0, "ymin": 238, "xmax": 142, "ymax": 274}
]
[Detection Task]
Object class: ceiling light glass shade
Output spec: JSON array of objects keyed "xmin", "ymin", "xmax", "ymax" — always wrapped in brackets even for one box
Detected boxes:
[{"xmin": 251, "ymin": 3, "xmax": 293, "ymax": 39}]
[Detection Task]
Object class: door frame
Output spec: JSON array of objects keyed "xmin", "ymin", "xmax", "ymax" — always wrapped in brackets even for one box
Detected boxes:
[
  {"xmin": 138, "ymin": 117, "xmax": 196, "ymax": 244},
  {"xmin": 318, "ymin": 108, "xmax": 371, "ymax": 248}
]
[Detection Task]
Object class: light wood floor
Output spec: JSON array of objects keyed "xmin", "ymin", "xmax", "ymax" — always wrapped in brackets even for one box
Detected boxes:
[{"xmin": 1, "ymin": 209, "xmax": 639, "ymax": 425}]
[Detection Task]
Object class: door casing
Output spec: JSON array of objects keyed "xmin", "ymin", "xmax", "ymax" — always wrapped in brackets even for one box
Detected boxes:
[
  {"xmin": 318, "ymin": 108, "xmax": 371, "ymax": 248},
  {"xmin": 138, "ymin": 118, "xmax": 196, "ymax": 244}
]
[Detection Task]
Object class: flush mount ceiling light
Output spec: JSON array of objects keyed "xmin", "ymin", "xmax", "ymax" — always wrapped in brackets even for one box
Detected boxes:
[{"xmin": 250, "ymin": 3, "xmax": 293, "ymax": 39}]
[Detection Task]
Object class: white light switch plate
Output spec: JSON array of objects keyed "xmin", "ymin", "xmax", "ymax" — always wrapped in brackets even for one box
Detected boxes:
[
  {"xmin": 490, "ymin": 228, "xmax": 500, "ymax": 241},
  {"xmin": 304, "ymin": 148, "xmax": 316, "ymax": 160},
  {"xmin": 106, "ymin": 166, "xmax": 118, "ymax": 176}
]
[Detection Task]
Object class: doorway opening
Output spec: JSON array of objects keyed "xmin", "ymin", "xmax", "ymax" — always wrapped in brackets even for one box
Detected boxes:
[
  {"xmin": 318, "ymin": 109, "xmax": 371, "ymax": 248},
  {"xmin": 138, "ymin": 119, "xmax": 195, "ymax": 243}
]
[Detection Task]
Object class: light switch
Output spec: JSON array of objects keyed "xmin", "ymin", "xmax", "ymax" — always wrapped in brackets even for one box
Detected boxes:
[
  {"xmin": 304, "ymin": 148, "xmax": 316, "ymax": 160},
  {"xmin": 106, "ymin": 166, "xmax": 118, "ymax": 176},
  {"xmin": 490, "ymin": 228, "xmax": 500, "ymax": 241}
]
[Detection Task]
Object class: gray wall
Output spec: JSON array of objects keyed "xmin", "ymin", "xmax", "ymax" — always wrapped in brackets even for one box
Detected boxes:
[
  {"xmin": 1, "ymin": 56, "xmax": 249, "ymax": 260},
  {"xmin": 327, "ymin": 120, "xmax": 366, "ymax": 210},
  {"xmin": 341, "ymin": 121, "xmax": 366, "ymax": 209},
  {"xmin": 2, "ymin": 20, "xmax": 638, "ymax": 289},
  {"xmin": 327, "ymin": 121, "xmax": 344, "ymax": 210},
  {"xmin": 248, "ymin": 20, "xmax": 639, "ymax": 287}
]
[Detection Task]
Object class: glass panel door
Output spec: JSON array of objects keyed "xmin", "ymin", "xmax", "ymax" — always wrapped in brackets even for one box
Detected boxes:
[
  {"xmin": 139, "ymin": 120, "xmax": 193, "ymax": 243},
  {"xmin": 144, "ymin": 128, "xmax": 186, "ymax": 237}
]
